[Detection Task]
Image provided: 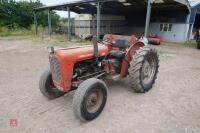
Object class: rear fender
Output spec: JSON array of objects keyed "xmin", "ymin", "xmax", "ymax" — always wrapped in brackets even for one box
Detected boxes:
[{"xmin": 120, "ymin": 41, "xmax": 146, "ymax": 78}]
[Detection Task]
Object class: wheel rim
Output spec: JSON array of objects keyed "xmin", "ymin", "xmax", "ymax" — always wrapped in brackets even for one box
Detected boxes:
[
  {"xmin": 85, "ymin": 88, "xmax": 103, "ymax": 114},
  {"xmin": 49, "ymin": 76, "xmax": 62, "ymax": 94},
  {"xmin": 141, "ymin": 55, "xmax": 156, "ymax": 85}
]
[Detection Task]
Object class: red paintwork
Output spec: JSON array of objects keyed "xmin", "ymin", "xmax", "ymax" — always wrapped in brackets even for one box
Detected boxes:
[
  {"xmin": 120, "ymin": 42, "xmax": 145, "ymax": 78},
  {"xmin": 103, "ymin": 34, "xmax": 144, "ymax": 77},
  {"xmin": 148, "ymin": 35, "xmax": 163, "ymax": 42},
  {"xmin": 147, "ymin": 37, "xmax": 161, "ymax": 45},
  {"xmin": 50, "ymin": 34, "xmax": 145, "ymax": 92},
  {"xmin": 147, "ymin": 34, "xmax": 162, "ymax": 45},
  {"xmin": 103, "ymin": 34, "xmax": 136, "ymax": 45},
  {"xmin": 51, "ymin": 44, "xmax": 109, "ymax": 92}
]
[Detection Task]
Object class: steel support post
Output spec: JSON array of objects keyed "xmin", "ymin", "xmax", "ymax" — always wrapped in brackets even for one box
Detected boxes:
[
  {"xmin": 47, "ymin": 9, "xmax": 52, "ymax": 36},
  {"xmin": 144, "ymin": 0, "xmax": 152, "ymax": 37},
  {"xmin": 67, "ymin": 6, "xmax": 71, "ymax": 41},
  {"xmin": 34, "ymin": 11, "xmax": 38, "ymax": 35},
  {"xmin": 97, "ymin": 2, "xmax": 101, "ymax": 41}
]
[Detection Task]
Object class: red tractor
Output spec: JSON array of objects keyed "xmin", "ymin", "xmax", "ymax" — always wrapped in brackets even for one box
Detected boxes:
[{"xmin": 39, "ymin": 34, "xmax": 159, "ymax": 121}]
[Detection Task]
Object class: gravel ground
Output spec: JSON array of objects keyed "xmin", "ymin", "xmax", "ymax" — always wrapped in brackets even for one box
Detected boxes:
[{"xmin": 0, "ymin": 39, "xmax": 200, "ymax": 133}]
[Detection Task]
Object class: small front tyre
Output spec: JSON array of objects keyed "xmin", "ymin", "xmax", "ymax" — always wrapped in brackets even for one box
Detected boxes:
[
  {"xmin": 72, "ymin": 78, "xmax": 108, "ymax": 121},
  {"xmin": 39, "ymin": 70, "xmax": 66, "ymax": 99}
]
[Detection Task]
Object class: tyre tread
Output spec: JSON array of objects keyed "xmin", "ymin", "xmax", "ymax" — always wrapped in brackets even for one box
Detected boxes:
[{"xmin": 128, "ymin": 46, "xmax": 159, "ymax": 93}]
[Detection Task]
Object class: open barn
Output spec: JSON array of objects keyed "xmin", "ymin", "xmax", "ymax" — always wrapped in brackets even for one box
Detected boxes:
[{"xmin": 34, "ymin": 0, "xmax": 191, "ymax": 42}]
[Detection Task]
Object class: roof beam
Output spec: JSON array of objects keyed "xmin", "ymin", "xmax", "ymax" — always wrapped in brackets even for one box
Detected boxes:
[
  {"xmin": 34, "ymin": 0, "xmax": 190, "ymax": 13},
  {"xmin": 102, "ymin": 2, "xmax": 126, "ymax": 14},
  {"xmin": 128, "ymin": 0, "xmax": 146, "ymax": 9}
]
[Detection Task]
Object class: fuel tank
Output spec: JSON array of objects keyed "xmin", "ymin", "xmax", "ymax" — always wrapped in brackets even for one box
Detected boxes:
[{"xmin": 54, "ymin": 44, "xmax": 109, "ymax": 62}]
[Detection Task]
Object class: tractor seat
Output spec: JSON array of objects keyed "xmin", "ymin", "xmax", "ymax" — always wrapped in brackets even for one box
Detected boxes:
[
  {"xmin": 109, "ymin": 51, "xmax": 126, "ymax": 59},
  {"xmin": 112, "ymin": 39, "xmax": 129, "ymax": 49}
]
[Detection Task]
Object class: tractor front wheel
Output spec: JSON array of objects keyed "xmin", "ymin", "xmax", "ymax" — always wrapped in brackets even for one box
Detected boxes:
[
  {"xmin": 39, "ymin": 70, "xmax": 66, "ymax": 99},
  {"xmin": 128, "ymin": 46, "xmax": 159, "ymax": 93},
  {"xmin": 72, "ymin": 78, "xmax": 108, "ymax": 121}
]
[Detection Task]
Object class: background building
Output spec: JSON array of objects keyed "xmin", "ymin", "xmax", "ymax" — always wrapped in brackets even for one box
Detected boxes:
[
  {"xmin": 72, "ymin": 1, "xmax": 196, "ymax": 42},
  {"xmin": 35, "ymin": 0, "xmax": 193, "ymax": 42}
]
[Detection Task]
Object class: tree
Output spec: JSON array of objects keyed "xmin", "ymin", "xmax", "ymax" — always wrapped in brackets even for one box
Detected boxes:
[{"xmin": 0, "ymin": 0, "xmax": 60, "ymax": 29}]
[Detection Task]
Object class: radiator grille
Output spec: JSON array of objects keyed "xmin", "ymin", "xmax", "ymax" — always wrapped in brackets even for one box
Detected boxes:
[{"xmin": 50, "ymin": 58, "xmax": 60, "ymax": 83}]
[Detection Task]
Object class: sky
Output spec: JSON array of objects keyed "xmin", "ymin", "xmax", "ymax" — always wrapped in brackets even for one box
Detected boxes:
[
  {"xmin": 38, "ymin": 0, "xmax": 78, "ymax": 18},
  {"xmin": 16, "ymin": 0, "xmax": 78, "ymax": 18}
]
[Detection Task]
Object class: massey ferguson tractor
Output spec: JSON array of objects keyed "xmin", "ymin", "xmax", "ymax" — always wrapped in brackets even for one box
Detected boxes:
[{"xmin": 39, "ymin": 34, "xmax": 159, "ymax": 121}]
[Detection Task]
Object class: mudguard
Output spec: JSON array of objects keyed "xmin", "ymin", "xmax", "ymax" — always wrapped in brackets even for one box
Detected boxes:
[{"xmin": 120, "ymin": 41, "xmax": 146, "ymax": 78}]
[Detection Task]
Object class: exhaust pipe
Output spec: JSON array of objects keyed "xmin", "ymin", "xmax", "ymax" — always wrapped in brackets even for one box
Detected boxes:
[
  {"xmin": 92, "ymin": 36, "xmax": 98, "ymax": 58},
  {"xmin": 92, "ymin": 15, "xmax": 98, "ymax": 59}
]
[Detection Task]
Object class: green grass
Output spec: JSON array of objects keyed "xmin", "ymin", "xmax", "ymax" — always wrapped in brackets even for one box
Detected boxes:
[
  {"xmin": 0, "ymin": 26, "xmax": 91, "ymax": 47},
  {"xmin": 37, "ymin": 34, "xmax": 91, "ymax": 47},
  {"xmin": 162, "ymin": 40, "xmax": 197, "ymax": 49},
  {"xmin": 0, "ymin": 24, "xmax": 45, "ymax": 37},
  {"xmin": 180, "ymin": 40, "xmax": 197, "ymax": 48},
  {"xmin": 0, "ymin": 27, "xmax": 31, "ymax": 37},
  {"xmin": 0, "ymin": 34, "xmax": 91, "ymax": 47}
]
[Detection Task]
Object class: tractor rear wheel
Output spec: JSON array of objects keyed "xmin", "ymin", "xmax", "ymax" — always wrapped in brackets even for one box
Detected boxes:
[
  {"xmin": 72, "ymin": 78, "xmax": 108, "ymax": 121},
  {"xmin": 128, "ymin": 46, "xmax": 159, "ymax": 93},
  {"xmin": 39, "ymin": 70, "xmax": 66, "ymax": 99}
]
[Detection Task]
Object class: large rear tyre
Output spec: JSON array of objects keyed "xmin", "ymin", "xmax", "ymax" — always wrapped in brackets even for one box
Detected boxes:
[
  {"xmin": 72, "ymin": 78, "xmax": 108, "ymax": 121},
  {"xmin": 39, "ymin": 70, "xmax": 66, "ymax": 99},
  {"xmin": 128, "ymin": 46, "xmax": 159, "ymax": 93}
]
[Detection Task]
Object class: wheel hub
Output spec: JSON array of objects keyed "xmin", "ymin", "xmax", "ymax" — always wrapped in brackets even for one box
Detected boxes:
[
  {"xmin": 85, "ymin": 89, "xmax": 103, "ymax": 113},
  {"xmin": 87, "ymin": 93, "xmax": 98, "ymax": 106},
  {"xmin": 141, "ymin": 57, "xmax": 156, "ymax": 85},
  {"xmin": 143, "ymin": 61, "xmax": 150, "ymax": 77}
]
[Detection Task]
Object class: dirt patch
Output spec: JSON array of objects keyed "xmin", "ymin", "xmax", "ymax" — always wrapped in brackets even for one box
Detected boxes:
[{"xmin": 0, "ymin": 39, "xmax": 200, "ymax": 133}]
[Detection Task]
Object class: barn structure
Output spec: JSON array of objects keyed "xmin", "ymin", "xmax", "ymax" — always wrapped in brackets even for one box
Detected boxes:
[
  {"xmin": 34, "ymin": 0, "xmax": 193, "ymax": 42},
  {"xmin": 188, "ymin": 0, "xmax": 200, "ymax": 40}
]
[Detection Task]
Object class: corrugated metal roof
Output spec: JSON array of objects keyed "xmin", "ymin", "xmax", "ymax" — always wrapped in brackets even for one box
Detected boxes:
[{"xmin": 34, "ymin": 0, "xmax": 191, "ymax": 14}]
